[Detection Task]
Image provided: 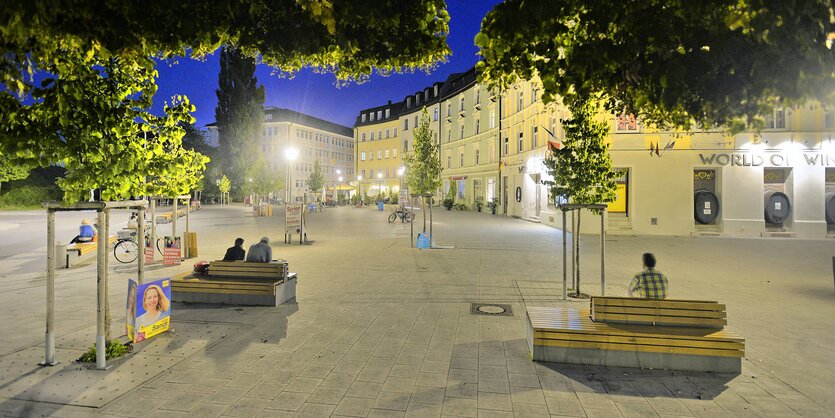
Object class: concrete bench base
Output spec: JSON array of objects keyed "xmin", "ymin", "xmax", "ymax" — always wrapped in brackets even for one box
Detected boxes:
[{"xmin": 172, "ymin": 275, "xmax": 296, "ymax": 307}]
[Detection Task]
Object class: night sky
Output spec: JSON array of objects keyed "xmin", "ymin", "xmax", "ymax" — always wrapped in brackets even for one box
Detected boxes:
[{"xmin": 152, "ymin": 1, "xmax": 502, "ymax": 131}]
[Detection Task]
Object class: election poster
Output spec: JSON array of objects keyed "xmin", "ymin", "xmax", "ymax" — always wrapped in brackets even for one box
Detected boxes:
[
  {"xmin": 144, "ymin": 235, "xmax": 154, "ymax": 264},
  {"xmin": 285, "ymin": 204, "xmax": 302, "ymax": 235},
  {"xmin": 126, "ymin": 278, "xmax": 172, "ymax": 343},
  {"xmin": 163, "ymin": 236, "xmax": 181, "ymax": 265}
]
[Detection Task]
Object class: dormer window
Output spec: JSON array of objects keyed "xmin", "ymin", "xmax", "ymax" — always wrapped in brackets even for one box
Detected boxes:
[
  {"xmin": 385, "ymin": 109, "xmax": 390, "ymax": 118},
  {"xmin": 407, "ymin": 97, "xmax": 412, "ymax": 108},
  {"xmin": 265, "ymin": 113, "xmax": 273, "ymax": 120},
  {"xmin": 361, "ymin": 114, "xmax": 366, "ymax": 123},
  {"xmin": 377, "ymin": 110, "xmax": 382, "ymax": 120}
]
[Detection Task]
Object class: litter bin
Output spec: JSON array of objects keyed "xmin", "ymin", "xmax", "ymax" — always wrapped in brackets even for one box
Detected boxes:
[
  {"xmin": 55, "ymin": 242, "xmax": 68, "ymax": 269},
  {"xmin": 377, "ymin": 202, "xmax": 384, "ymax": 211}
]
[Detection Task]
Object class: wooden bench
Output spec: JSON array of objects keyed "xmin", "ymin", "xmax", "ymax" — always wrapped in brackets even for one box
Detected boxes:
[
  {"xmin": 590, "ymin": 296, "xmax": 728, "ymax": 328},
  {"xmin": 526, "ymin": 300, "xmax": 744, "ymax": 373},
  {"xmin": 170, "ymin": 260, "xmax": 295, "ymax": 306},
  {"xmin": 63, "ymin": 235, "xmax": 117, "ymax": 268}
]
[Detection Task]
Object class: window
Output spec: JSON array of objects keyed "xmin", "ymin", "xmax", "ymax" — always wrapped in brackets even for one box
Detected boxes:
[
  {"xmin": 377, "ymin": 110, "xmax": 382, "ymax": 120},
  {"xmin": 265, "ymin": 113, "xmax": 272, "ymax": 121},
  {"xmin": 459, "ymin": 152, "xmax": 464, "ymax": 167},
  {"xmin": 369, "ymin": 152, "xmax": 373, "ymax": 160},
  {"xmin": 377, "ymin": 151, "xmax": 382, "ymax": 159},
  {"xmin": 433, "ymin": 107, "xmax": 439, "ymax": 121},
  {"xmin": 385, "ymin": 109, "xmax": 390, "ymax": 118},
  {"xmin": 616, "ymin": 113, "xmax": 639, "ymax": 131},
  {"xmin": 490, "ymin": 111, "xmax": 496, "ymax": 129},
  {"xmin": 475, "ymin": 149, "xmax": 480, "ymax": 165},
  {"xmin": 385, "ymin": 129, "xmax": 390, "ymax": 139},
  {"xmin": 447, "ymin": 103, "xmax": 452, "ymax": 117},
  {"xmin": 503, "ymin": 137, "xmax": 509, "ymax": 155},
  {"xmin": 404, "ymin": 140, "xmax": 408, "ymax": 152},
  {"xmin": 459, "ymin": 96, "xmax": 465, "ymax": 111},
  {"xmin": 361, "ymin": 152, "xmax": 366, "ymax": 161},
  {"xmin": 378, "ymin": 130, "xmax": 382, "ymax": 140},
  {"xmin": 532, "ymin": 88, "xmax": 538, "ymax": 104},
  {"xmin": 447, "ymin": 155, "xmax": 452, "ymax": 168},
  {"xmin": 476, "ymin": 120, "xmax": 480, "ymax": 134},
  {"xmin": 518, "ymin": 131, "xmax": 524, "ymax": 152},
  {"xmin": 532, "ymin": 126, "xmax": 538, "ymax": 148},
  {"xmin": 361, "ymin": 169, "xmax": 366, "ymax": 178},
  {"xmin": 361, "ymin": 133, "xmax": 366, "ymax": 142},
  {"xmin": 476, "ymin": 89, "xmax": 480, "ymax": 103},
  {"xmin": 393, "ymin": 148, "xmax": 397, "ymax": 158},
  {"xmin": 414, "ymin": 116, "xmax": 418, "ymax": 128},
  {"xmin": 370, "ymin": 113, "xmax": 375, "ymax": 122},
  {"xmin": 518, "ymin": 90, "xmax": 523, "ymax": 111},
  {"xmin": 460, "ymin": 124, "xmax": 465, "ymax": 139},
  {"xmin": 404, "ymin": 119, "xmax": 409, "ymax": 130},
  {"xmin": 765, "ymin": 109, "xmax": 786, "ymax": 129},
  {"xmin": 370, "ymin": 132, "xmax": 375, "ymax": 141},
  {"xmin": 394, "ymin": 128, "xmax": 398, "ymax": 137},
  {"xmin": 489, "ymin": 143, "xmax": 495, "ymax": 162},
  {"xmin": 369, "ymin": 169, "xmax": 374, "ymax": 177},
  {"xmin": 385, "ymin": 150, "xmax": 390, "ymax": 158},
  {"xmin": 457, "ymin": 180, "xmax": 465, "ymax": 199}
]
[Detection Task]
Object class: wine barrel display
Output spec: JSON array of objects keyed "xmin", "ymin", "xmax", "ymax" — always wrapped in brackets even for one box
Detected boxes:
[
  {"xmin": 694, "ymin": 189, "xmax": 720, "ymax": 224},
  {"xmin": 764, "ymin": 191, "xmax": 791, "ymax": 225},
  {"xmin": 825, "ymin": 193, "xmax": 835, "ymax": 224}
]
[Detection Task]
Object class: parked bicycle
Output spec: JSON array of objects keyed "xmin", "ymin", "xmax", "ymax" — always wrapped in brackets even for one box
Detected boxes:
[
  {"xmin": 388, "ymin": 208, "xmax": 415, "ymax": 223},
  {"xmin": 113, "ymin": 229, "xmax": 164, "ymax": 263}
]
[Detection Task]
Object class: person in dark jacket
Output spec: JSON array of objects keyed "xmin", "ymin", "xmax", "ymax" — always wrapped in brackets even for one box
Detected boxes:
[{"xmin": 223, "ymin": 238, "xmax": 246, "ymax": 261}]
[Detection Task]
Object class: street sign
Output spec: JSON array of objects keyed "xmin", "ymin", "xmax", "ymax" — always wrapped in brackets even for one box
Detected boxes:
[{"xmin": 285, "ymin": 204, "xmax": 302, "ymax": 234}]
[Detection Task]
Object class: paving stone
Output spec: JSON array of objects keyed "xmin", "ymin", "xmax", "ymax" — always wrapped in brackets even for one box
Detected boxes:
[
  {"xmin": 294, "ymin": 402, "xmax": 336, "ymax": 417},
  {"xmin": 266, "ymin": 391, "xmax": 309, "ymax": 412},
  {"xmin": 283, "ymin": 377, "xmax": 322, "ymax": 394},
  {"xmin": 446, "ymin": 381, "xmax": 478, "ymax": 399},
  {"xmin": 511, "ymin": 401, "xmax": 551, "ymax": 417},
  {"xmin": 305, "ymin": 385, "xmax": 347, "ymax": 405},
  {"xmin": 159, "ymin": 391, "xmax": 209, "ymax": 412},
  {"xmin": 333, "ymin": 396, "xmax": 375, "ymax": 417},
  {"xmin": 381, "ymin": 376, "xmax": 417, "ymax": 393},
  {"xmin": 373, "ymin": 391, "xmax": 411, "ymax": 411},
  {"xmin": 443, "ymin": 396, "xmax": 478, "ymax": 417},
  {"xmin": 405, "ymin": 401, "xmax": 442, "ymax": 417},
  {"xmin": 346, "ymin": 381, "xmax": 384, "ymax": 399},
  {"xmin": 477, "ymin": 391, "xmax": 512, "ymax": 412},
  {"xmin": 509, "ymin": 386, "xmax": 546, "ymax": 405},
  {"xmin": 222, "ymin": 397, "xmax": 269, "ymax": 417},
  {"xmin": 416, "ymin": 371, "xmax": 447, "ymax": 388}
]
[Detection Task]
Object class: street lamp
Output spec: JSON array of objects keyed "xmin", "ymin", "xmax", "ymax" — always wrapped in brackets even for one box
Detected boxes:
[
  {"xmin": 338, "ymin": 176, "xmax": 343, "ymax": 204},
  {"xmin": 357, "ymin": 175, "xmax": 363, "ymax": 205},
  {"xmin": 284, "ymin": 148, "xmax": 299, "ymax": 204},
  {"xmin": 335, "ymin": 169, "xmax": 342, "ymax": 202}
]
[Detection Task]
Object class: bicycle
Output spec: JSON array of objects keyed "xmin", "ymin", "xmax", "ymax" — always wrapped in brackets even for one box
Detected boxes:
[
  {"xmin": 388, "ymin": 208, "xmax": 415, "ymax": 223},
  {"xmin": 113, "ymin": 230, "xmax": 164, "ymax": 263}
]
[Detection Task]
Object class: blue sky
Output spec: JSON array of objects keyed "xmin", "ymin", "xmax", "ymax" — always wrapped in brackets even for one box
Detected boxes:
[{"xmin": 152, "ymin": 1, "xmax": 502, "ymax": 130}]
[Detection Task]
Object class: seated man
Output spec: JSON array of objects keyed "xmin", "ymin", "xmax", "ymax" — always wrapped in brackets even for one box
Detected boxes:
[
  {"xmin": 245, "ymin": 237, "xmax": 272, "ymax": 263},
  {"xmin": 223, "ymin": 238, "xmax": 246, "ymax": 261},
  {"xmin": 628, "ymin": 253, "xmax": 668, "ymax": 299}
]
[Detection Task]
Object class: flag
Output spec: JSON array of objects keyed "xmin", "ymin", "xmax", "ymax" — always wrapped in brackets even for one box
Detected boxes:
[
  {"xmin": 542, "ymin": 125, "xmax": 556, "ymax": 139},
  {"xmin": 664, "ymin": 140, "xmax": 676, "ymax": 150},
  {"xmin": 649, "ymin": 142, "xmax": 656, "ymax": 156},
  {"xmin": 548, "ymin": 140, "xmax": 561, "ymax": 152},
  {"xmin": 655, "ymin": 142, "xmax": 660, "ymax": 156}
]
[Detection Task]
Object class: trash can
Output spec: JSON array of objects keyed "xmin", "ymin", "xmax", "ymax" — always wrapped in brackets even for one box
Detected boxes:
[
  {"xmin": 55, "ymin": 242, "xmax": 68, "ymax": 269},
  {"xmin": 377, "ymin": 202, "xmax": 384, "ymax": 211}
]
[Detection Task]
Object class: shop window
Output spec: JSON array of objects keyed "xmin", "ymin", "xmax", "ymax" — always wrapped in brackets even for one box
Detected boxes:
[{"xmin": 764, "ymin": 108, "xmax": 786, "ymax": 129}]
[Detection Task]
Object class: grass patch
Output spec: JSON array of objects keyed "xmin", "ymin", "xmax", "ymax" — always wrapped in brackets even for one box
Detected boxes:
[{"xmin": 78, "ymin": 339, "xmax": 132, "ymax": 363}]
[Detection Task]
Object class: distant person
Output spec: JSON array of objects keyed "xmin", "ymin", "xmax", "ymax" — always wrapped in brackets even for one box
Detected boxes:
[
  {"xmin": 127, "ymin": 212, "xmax": 139, "ymax": 229},
  {"xmin": 246, "ymin": 237, "xmax": 272, "ymax": 263},
  {"xmin": 70, "ymin": 219, "xmax": 97, "ymax": 244},
  {"xmin": 223, "ymin": 238, "xmax": 246, "ymax": 261},
  {"xmin": 629, "ymin": 253, "xmax": 668, "ymax": 299}
]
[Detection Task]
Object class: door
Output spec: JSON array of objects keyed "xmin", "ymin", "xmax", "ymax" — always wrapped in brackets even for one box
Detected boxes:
[{"xmin": 608, "ymin": 169, "xmax": 628, "ymax": 214}]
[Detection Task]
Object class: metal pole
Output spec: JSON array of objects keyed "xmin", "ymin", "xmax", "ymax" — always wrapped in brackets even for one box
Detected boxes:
[
  {"xmin": 185, "ymin": 197, "xmax": 190, "ymax": 259},
  {"xmin": 600, "ymin": 210, "xmax": 605, "ymax": 296},
  {"xmin": 571, "ymin": 210, "xmax": 576, "ymax": 290},
  {"xmin": 172, "ymin": 196, "xmax": 178, "ymax": 247},
  {"xmin": 137, "ymin": 205, "xmax": 145, "ymax": 284},
  {"xmin": 103, "ymin": 209, "xmax": 111, "ymax": 342},
  {"xmin": 95, "ymin": 209, "xmax": 106, "ymax": 370},
  {"xmin": 562, "ymin": 208, "xmax": 567, "ymax": 301},
  {"xmin": 429, "ymin": 197, "xmax": 433, "ymax": 248},
  {"xmin": 150, "ymin": 199, "xmax": 156, "ymax": 264},
  {"xmin": 43, "ymin": 209, "xmax": 56, "ymax": 366}
]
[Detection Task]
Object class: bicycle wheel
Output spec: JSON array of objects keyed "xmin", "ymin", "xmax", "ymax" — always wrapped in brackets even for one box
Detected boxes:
[
  {"xmin": 156, "ymin": 238, "xmax": 163, "ymax": 255},
  {"xmin": 388, "ymin": 212, "xmax": 397, "ymax": 223},
  {"xmin": 114, "ymin": 240, "xmax": 139, "ymax": 263}
]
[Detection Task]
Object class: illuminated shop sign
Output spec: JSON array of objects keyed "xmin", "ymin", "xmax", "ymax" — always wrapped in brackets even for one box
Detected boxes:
[{"xmin": 698, "ymin": 152, "xmax": 835, "ymax": 167}]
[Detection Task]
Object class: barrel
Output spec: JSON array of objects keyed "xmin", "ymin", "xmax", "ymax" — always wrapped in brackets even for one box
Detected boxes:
[
  {"xmin": 694, "ymin": 189, "xmax": 720, "ymax": 224},
  {"xmin": 826, "ymin": 193, "xmax": 835, "ymax": 224},
  {"xmin": 764, "ymin": 191, "xmax": 791, "ymax": 225}
]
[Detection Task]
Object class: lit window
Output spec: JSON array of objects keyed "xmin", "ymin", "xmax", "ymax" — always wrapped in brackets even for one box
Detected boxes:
[
  {"xmin": 377, "ymin": 151, "xmax": 382, "ymax": 159},
  {"xmin": 434, "ymin": 108, "xmax": 439, "ymax": 121},
  {"xmin": 385, "ymin": 150, "xmax": 390, "ymax": 158},
  {"xmin": 361, "ymin": 133, "xmax": 366, "ymax": 142},
  {"xmin": 361, "ymin": 152, "xmax": 366, "ymax": 161}
]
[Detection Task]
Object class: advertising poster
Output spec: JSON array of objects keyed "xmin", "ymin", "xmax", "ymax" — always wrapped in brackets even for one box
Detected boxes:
[
  {"xmin": 144, "ymin": 235, "xmax": 154, "ymax": 264},
  {"xmin": 163, "ymin": 236, "xmax": 181, "ymax": 265},
  {"xmin": 126, "ymin": 278, "xmax": 172, "ymax": 343},
  {"xmin": 285, "ymin": 204, "xmax": 302, "ymax": 234}
]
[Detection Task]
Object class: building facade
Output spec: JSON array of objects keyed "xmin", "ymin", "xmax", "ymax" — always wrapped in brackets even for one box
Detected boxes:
[
  {"xmin": 356, "ymin": 68, "xmax": 835, "ymax": 239},
  {"xmin": 208, "ymin": 107, "xmax": 354, "ymax": 203}
]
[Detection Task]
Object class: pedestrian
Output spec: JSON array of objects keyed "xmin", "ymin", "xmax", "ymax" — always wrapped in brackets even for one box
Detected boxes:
[
  {"xmin": 246, "ymin": 237, "xmax": 273, "ymax": 263},
  {"xmin": 223, "ymin": 238, "xmax": 246, "ymax": 261},
  {"xmin": 70, "ymin": 219, "xmax": 97, "ymax": 244},
  {"xmin": 628, "ymin": 253, "xmax": 669, "ymax": 299}
]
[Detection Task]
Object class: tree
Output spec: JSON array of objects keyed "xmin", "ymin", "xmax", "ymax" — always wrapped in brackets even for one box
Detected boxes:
[
  {"xmin": 542, "ymin": 96, "xmax": 617, "ymax": 297},
  {"xmin": 403, "ymin": 108, "xmax": 441, "ymax": 234},
  {"xmin": 247, "ymin": 158, "xmax": 284, "ymax": 197},
  {"xmin": 215, "ymin": 47, "xmax": 265, "ymax": 198},
  {"xmin": 307, "ymin": 160, "xmax": 326, "ymax": 198},
  {"xmin": 476, "ymin": 0, "xmax": 835, "ymax": 131},
  {"xmin": 0, "ymin": 155, "xmax": 30, "ymax": 193},
  {"xmin": 219, "ymin": 175, "xmax": 231, "ymax": 205}
]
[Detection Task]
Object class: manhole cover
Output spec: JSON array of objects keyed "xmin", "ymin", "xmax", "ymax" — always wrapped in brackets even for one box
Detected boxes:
[{"xmin": 471, "ymin": 303, "xmax": 513, "ymax": 317}]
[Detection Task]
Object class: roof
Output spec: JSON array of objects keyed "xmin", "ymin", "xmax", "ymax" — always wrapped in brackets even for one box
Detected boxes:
[{"xmin": 206, "ymin": 107, "xmax": 353, "ymax": 138}]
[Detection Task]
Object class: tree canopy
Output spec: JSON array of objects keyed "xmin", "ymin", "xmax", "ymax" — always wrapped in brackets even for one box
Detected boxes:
[
  {"xmin": 476, "ymin": 0, "xmax": 835, "ymax": 131},
  {"xmin": 307, "ymin": 159, "xmax": 326, "ymax": 196}
]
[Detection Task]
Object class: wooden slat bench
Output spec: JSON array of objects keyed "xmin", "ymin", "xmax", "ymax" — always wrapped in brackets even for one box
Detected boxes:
[
  {"xmin": 63, "ymin": 235, "xmax": 117, "ymax": 268},
  {"xmin": 170, "ymin": 260, "xmax": 295, "ymax": 306},
  {"xmin": 590, "ymin": 296, "xmax": 728, "ymax": 328},
  {"xmin": 526, "ymin": 303, "xmax": 744, "ymax": 373}
]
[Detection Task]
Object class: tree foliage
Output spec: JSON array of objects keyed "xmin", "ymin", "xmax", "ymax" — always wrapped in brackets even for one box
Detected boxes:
[
  {"xmin": 476, "ymin": 0, "xmax": 835, "ymax": 131},
  {"xmin": 0, "ymin": 155, "xmax": 30, "ymax": 193},
  {"xmin": 0, "ymin": 1, "xmax": 450, "ymax": 84},
  {"xmin": 307, "ymin": 159, "xmax": 326, "ymax": 195},
  {"xmin": 247, "ymin": 158, "xmax": 284, "ymax": 196},
  {"xmin": 218, "ymin": 175, "xmax": 231, "ymax": 194},
  {"xmin": 403, "ymin": 108, "xmax": 441, "ymax": 195},
  {"xmin": 215, "ymin": 46, "xmax": 265, "ymax": 197},
  {"xmin": 542, "ymin": 97, "xmax": 617, "ymax": 208}
]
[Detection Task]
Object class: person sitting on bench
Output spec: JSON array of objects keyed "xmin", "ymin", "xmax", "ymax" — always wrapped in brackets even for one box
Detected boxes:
[
  {"xmin": 223, "ymin": 238, "xmax": 246, "ymax": 261},
  {"xmin": 246, "ymin": 237, "xmax": 272, "ymax": 262},
  {"xmin": 70, "ymin": 219, "xmax": 97, "ymax": 244},
  {"xmin": 628, "ymin": 253, "xmax": 668, "ymax": 299}
]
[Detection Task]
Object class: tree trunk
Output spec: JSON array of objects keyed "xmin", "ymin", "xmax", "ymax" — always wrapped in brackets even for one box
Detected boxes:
[
  {"xmin": 422, "ymin": 196, "xmax": 427, "ymax": 234},
  {"xmin": 575, "ymin": 209, "xmax": 581, "ymax": 298}
]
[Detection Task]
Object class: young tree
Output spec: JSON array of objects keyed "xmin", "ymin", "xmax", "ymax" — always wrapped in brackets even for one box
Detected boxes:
[
  {"xmin": 306, "ymin": 160, "xmax": 326, "ymax": 199},
  {"xmin": 403, "ymin": 108, "xmax": 441, "ymax": 235},
  {"xmin": 542, "ymin": 96, "xmax": 617, "ymax": 297},
  {"xmin": 0, "ymin": 155, "xmax": 30, "ymax": 193},
  {"xmin": 219, "ymin": 175, "xmax": 231, "ymax": 205},
  {"xmin": 215, "ymin": 47, "xmax": 265, "ymax": 198},
  {"xmin": 476, "ymin": 0, "xmax": 835, "ymax": 132},
  {"xmin": 247, "ymin": 157, "xmax": 284, "ymax": 198}
]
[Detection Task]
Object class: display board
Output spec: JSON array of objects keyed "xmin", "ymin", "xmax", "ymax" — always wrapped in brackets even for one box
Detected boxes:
[{"xmin": 126, "ymin": 278, "xmax": 172, "ymax": 343}]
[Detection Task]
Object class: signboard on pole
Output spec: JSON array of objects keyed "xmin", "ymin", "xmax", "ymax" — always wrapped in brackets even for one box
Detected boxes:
[
  {"xmin": 163, "ymin": 236, "xmax": 181, "ymax": 265},
  {"xmin": 126, "ymin": 278, "xmax": 172, "ymax": 343},
  {"xmin": 285, "ymin": 204, "xmax": 303, "ymax": 235}
]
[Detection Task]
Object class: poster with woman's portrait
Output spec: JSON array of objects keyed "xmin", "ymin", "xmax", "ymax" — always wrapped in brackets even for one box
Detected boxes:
[
  {"xmin": 163, "ymin": 236, "xmax": 181, "ymax": 265},
  {"xmin": 126, "ymin": 278, "xmax": 172, "ymax": 343}
]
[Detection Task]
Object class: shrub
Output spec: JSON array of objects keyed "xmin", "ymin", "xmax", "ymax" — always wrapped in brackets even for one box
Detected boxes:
[
  {"xmin": 0, "ymin": 185, "xmax": 63, "ymax": 208},
  {"xmin": 78, "ymin": 339, "xmax": 131, "ymax": 362}
]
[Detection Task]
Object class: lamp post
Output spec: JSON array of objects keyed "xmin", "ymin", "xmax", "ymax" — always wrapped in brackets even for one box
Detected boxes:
[
  {"xmin": 284, "ymin": 148, "xmax": 299, "ymax": 204},
  {"xmin": 377, "ymin": 172, "xmax": 383, "ymax": 203},
  {"xmin": 338, "ymin": 176, "xmax": 344, "ymax": 205},
  {"xmin": 335, "ymin": 169, "xmax": 342, "ymax": 203}
]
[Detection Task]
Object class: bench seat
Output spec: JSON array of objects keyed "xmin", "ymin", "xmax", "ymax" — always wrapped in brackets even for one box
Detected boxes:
[
  {"xmin": 171, "ymin": 272, "xmax": 296, "ymax": 306},
  {"xmin": 526, "ymin": 306, "xmax": 744, "ymax": 373},
  {"xmin": 208, "ymin": 260, "xmax": 288, "ymax": 279},
  {"xmin": 63, "ymin": 235, "xmax": 117, "ymax": 268},
  {"xmin": 591, "ymin": 296, "xmax": 728, "ymax": 328}
]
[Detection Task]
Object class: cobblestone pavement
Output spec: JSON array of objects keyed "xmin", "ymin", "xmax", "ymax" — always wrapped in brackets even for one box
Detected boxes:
[{"xmin": 0, "ymin": 204, "xmax": 833, "ymax": 417}]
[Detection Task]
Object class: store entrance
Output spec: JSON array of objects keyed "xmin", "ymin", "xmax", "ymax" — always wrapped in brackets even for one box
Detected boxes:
[{"xmin": 608, "ymin": 169, "xmax": 628, "ymax": 215}]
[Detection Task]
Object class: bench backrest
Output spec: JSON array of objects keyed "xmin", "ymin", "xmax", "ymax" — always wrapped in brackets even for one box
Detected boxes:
[
  {"xmin": 590, "ymin": 296, "xmax": 727, "ymax": 328},
  {"xmin": 208, "ymin": 260, "xmax": 288, "ymax": 278}
]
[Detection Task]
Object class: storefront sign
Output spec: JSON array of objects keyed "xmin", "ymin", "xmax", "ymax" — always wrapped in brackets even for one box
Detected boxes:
[{"xmin": 699, "ymin": 152, "xmax": 835, "ymax": 167}]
